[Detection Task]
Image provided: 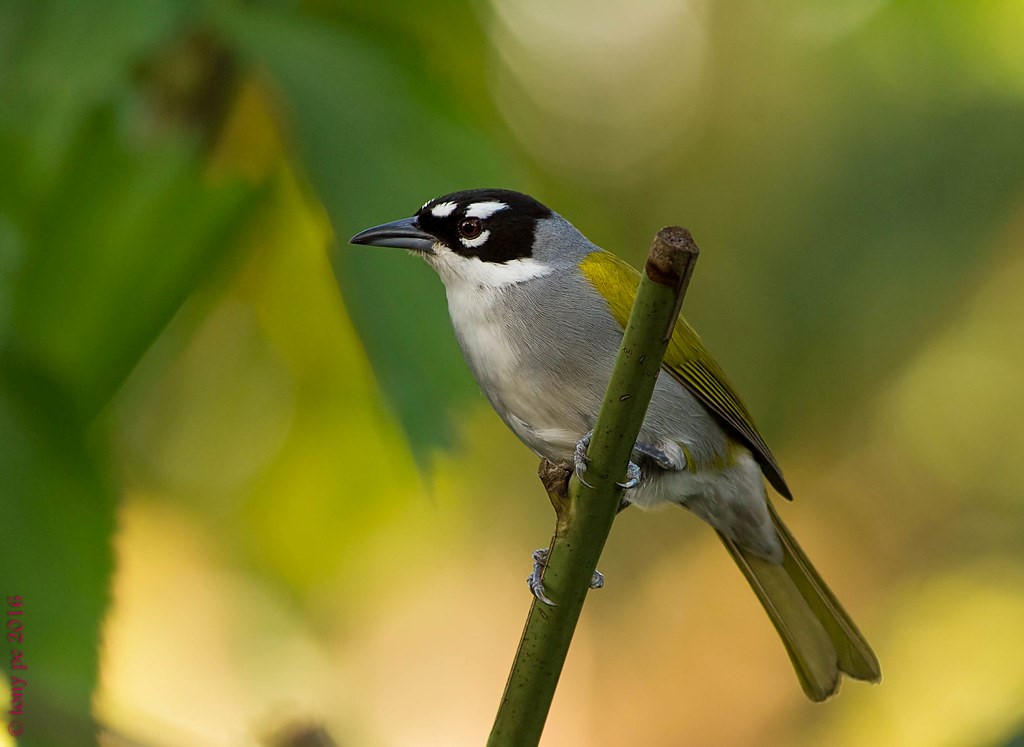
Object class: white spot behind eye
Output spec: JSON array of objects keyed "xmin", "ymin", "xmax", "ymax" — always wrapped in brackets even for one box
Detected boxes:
[
  {"xmin": 459, "ymin": 229, "xmax": 491, "ymax": 248},
  {"xmin": 431, "ymin": 201, "xmax": 458, "ymax": 217},
  {"xmin": 465, "ymin": 201, "xmax": 509, "ymax": 219}
]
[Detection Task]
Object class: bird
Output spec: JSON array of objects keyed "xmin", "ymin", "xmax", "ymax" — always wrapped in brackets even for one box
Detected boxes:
[{"xmin": 350, "ymin": 188, "xmax": 880, "ymax": 701}]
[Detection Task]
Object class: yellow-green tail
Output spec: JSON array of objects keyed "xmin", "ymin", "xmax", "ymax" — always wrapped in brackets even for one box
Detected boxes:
[{"xmin": 718, "ymin": 503, "xmax": 881, "ymax": 701}]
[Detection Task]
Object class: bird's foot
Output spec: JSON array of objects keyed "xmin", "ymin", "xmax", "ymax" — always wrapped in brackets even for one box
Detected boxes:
[
  {"xmin": 527, "ymin": 548, "xmax": 604, "ymax": 606},
  {"xmin": 527, "ymin": 549, "xmax": 556, "ymax": 606},
  {"xmin": 618, "ymin": 439, "xmax": 688, "ymax": 489},
  {"xmin": 573, "ymin": 431, "xmax": 594, "ymax": 488},
  {"xmin": 618, "ymin": 461, "xmax": 642, "ymax": 489},
  {"xmin": 576, "ymin": 431, "xmax": 642, "ymax": 489},
  {"xmin": 632, "ymin": 441, "xmax": 680, "ymax": 470}
]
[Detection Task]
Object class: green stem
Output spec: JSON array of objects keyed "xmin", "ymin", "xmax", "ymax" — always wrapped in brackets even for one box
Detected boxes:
[{"xmin": 487, "ymin": 227, "xmax": 701, "ymax": 746}]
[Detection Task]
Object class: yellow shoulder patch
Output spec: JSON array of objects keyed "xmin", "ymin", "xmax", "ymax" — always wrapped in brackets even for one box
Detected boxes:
[
  {"xmin": 579, "ymin": 250, "xmax": 639, "ymax": 327},
  {"xmin": 578, "ymin": 250, "xmax": 791, "ymax": 497}
]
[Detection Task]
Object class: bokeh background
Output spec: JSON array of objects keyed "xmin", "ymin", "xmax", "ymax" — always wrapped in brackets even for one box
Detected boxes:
[{"xmin": 2, "ymin": 1, "xmax": 1024, "ymax": 745}]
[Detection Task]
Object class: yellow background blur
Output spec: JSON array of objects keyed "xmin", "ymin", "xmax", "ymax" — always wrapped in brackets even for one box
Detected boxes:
[{"xmin": 2, "ymin": 1, "xmax": 1024, "ymax": 745}]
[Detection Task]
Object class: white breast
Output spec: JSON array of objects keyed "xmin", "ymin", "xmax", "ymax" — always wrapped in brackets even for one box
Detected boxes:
[
  {"xmin": 445, "ymin": 282, "xmax": 520, "ymax": 388},
  {"xmin": 429, "ymin": 247, "xmax": 554, "ymax": 389},
  {"xmin": 442, "ymin": 269, "xmax": 582, "ymax": 458}
]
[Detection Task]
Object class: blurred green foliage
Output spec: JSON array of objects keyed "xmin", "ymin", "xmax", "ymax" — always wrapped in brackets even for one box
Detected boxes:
[
  {"xmin": 1, "ymin": 0, "xmax": 1024, "ymax": 745},
  {"xmin": 213, "ymin": 3, "xmax": 509, "ymax": 455},
  {"xmin": 1, "ymin": 3, "xmax": 259, "ymax": 743}
]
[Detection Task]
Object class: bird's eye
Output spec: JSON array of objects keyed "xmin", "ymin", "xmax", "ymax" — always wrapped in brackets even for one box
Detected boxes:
[{"xmin": 458, "ymin": 217, "xmax": 483, "ymax": 239}]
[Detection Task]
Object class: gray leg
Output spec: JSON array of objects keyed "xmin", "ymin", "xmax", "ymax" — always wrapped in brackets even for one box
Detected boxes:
[
  {"xmin": 527, "ymin": 548, "xmax": 605, "ymax": 606},
  {"xmin": 573, "ymin": 431, "xmax": 595, "ymax": 488},
  {"xmin": 632, "ymin": 441, "xmax": 679, "ymax": 470},
  {"xmin": 618, "ymin": 441, "xmax": 682, "ymax": 489},
  {"xmin": 527, "ymin": 549, "xmax": 556, "ymax": 606},
  {"xmin": 575, "ymin": 430, "xmax": 650, "ymax": 490},
  {"xmin": 618, "ymin": 461, "xmax": 642, "ymax": 489}
]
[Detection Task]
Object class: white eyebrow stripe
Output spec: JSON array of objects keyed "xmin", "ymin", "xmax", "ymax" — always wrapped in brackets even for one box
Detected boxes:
[
  {"xmin": 459, "ymin": 229, "xmax": 491, "ymax": 248},
  {"xmin": 431, "ymin": 201, "xmax": 458, "ymax": 217},
  {"xmin": 465, "ymin": 201, "xmax": 509, "ymax": 219}
]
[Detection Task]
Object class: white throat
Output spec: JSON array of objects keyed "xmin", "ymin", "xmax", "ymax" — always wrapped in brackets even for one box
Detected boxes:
[{"xmin": 425, "ymin": 244, "xmax": 553, "ymax": 289}]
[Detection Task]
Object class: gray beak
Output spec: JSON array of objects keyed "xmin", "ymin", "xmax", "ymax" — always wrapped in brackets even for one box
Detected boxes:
[{"xmin": 349, "ymin": 216, "xmax": 436, "ymax": 254}]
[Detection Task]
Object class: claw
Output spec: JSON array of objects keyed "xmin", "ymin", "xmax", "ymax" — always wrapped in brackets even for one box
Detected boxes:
[
  {"xmin": 617, "ymin": 460, "xmax": 642, "ymax": 489},
  {"xmin": 573, "ymin": 430, "xmax": 595, "ymax": 489},
  {"xmin": 574, "ymin": 460, "xmax": 595, "ymax": 489},
  {"xmin": 526, "ymin": 547, "xmax": 605, "ymax": 605},
  {"xmin": 527, "ymin": 548, "xmax": 556, "ymax": 606}
]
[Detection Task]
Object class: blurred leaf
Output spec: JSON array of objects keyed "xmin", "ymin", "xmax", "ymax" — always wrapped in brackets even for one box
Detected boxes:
[
  {"xmin": 0, "ymin": 7, "xmax": 262, "ymax": 741},
  {"xmin": 0, "ymin": 108, "xmax": 258, "ymax": 743},
  {"xmin": 995, "ymin": 726, "xmax": 1024, "ymax": 747},
  {"xmin": 6, "ymin": 107, "xmax": 258, "ymax": 419},
  {"xmin": 215, "ymin": 4, "xmax": 510, "ymax": 459},
  {"xmin": 115, "ymin": 297, "xmax": 296, "ymax": 502},
  {"xmin": 0, "ymin": 0, "xmax": 191, "ymax": 182},
  {"xmin": 225, "ymin": 171, "xmax": 421, "ymax": 596},
  {"xmin": 0, "ymin": 214, "xmax": 25, "ymax": 336},
  {"xmin": 0, "ymin": 357, "xmax": 116, "ymax": 744}
]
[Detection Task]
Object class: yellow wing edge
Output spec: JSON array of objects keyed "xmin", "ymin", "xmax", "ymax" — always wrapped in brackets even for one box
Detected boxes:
[{"xmin": 580, "ymin": 250, "xmax": 792, "ymax": 499}]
